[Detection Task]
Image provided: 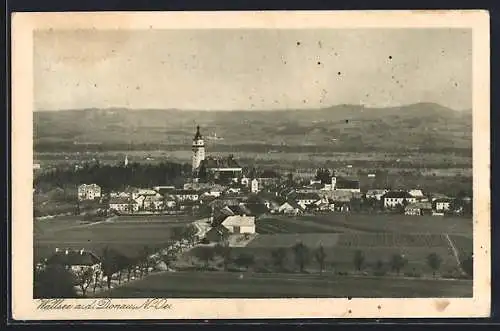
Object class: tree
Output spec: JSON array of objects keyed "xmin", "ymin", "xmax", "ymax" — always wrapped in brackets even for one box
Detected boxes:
[
  {"xmin": 198, "ymin": 247, "xmax": 215, "ymax": 268},
  {"xmin": 353, "ymin": 250, "xmax": 365, "ymax": 272},
  {"xmin": 315, "ymin": 168, "xmax": 331, "ymax": 184},
  {"xmin": 140, "ymin": 245, "xmax": 152, "ymax": 276},
  {"xmin": 234, "ymin": 253, "xmax": 255, "ymax": 271},
  {"xmin": 171, "ymin": 227, "xmax": 185, "ymax": 243},
  {"xmin": 214, "ymin": 243, "xmax": 232, "ymax": 271},
  {"xmin": 292, "ymin": 242, "xmax": 310, "ymax": 273},
  {"xmin": 390, "ymin": 254, "xmax": 408, "ymax": 275},
  {"xmin": 161, "ymin": 249, "xmax": 177, "ymax": 270},
  {"xmin": 183, "ymin": 225, "xmax": 199, "ymax": 246},
  {"xmin": 74, "ymin": 267, "xmax": 95, "ymax": 297},
  {"xmin": 34, "ymin": 265, "xmax": 77, "ymax": 298},
  {"xmin": 270, "ymin": 248, "xmax": 287, "ymax": 271},
  {"xmin": 101, "ymin": 246, "xmax": 117, "ymax": 290},
  {"xmin": 314, "ymin": 245, "xmax": 327, "ymax": 274},
  {"xmin": 427, "ymin": 253, "xmax": 442, "ymax": 278}
]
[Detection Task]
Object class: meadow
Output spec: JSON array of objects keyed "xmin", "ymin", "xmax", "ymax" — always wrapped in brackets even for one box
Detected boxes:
[
  {"xmin": 102, "ymin": 270, "xmax": 473, "ymax": 298},
  {"xmin": 34, "ymin": 215, "xmax": 198, "ymax": 261}
]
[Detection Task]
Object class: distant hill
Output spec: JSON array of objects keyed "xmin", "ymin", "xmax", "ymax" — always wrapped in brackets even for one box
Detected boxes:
[{"xmin": 34, "ymin": 103, "xmax": 472, "ymax": 154}]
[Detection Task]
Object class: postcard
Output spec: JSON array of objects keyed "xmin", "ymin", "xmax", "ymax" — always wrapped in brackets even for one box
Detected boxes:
[{"xmin": 11, "ymin": 10, "xmax": 490, "ymax": 320}]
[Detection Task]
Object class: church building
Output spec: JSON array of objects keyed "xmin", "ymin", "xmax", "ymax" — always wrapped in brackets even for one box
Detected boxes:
[{"xmin": 191, "ymin": 125, "xmax": 242, "ymax": 183}]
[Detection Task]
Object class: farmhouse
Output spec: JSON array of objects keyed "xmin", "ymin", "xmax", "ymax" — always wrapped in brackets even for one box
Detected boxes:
[
  {"xmin": 46, "ymin": 248, "xmax": 102, "ymax": 275},
  {"xmin": 404, "ymin": 202, "xmax": 432, "ymax": 216},
  {"xmin": 278, "ymin": 201, "xmax": 304, "ymax": 215},
  {"xmin": 383, "ymin": 191, "xmax": 417, "ymax": 208},
  {"xmin": 109, "ymin": 197, "xmax": 138, "ymax": 213},
  {"xmin": 221, "ymin": 215, "xmax": 256, "ymax": 234},
  {"xmin": 295, "ymin": 192, "xmax": 321, "ymax": 209},
  {"xmin": 78, "ymin": 183, "xmax": 102, "ymax": 201}
]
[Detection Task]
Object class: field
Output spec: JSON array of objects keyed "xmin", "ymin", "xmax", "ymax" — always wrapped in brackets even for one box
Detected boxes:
[
  {"xmin": 229, "ymin": 215, "xmax": 473, "ymax": 275},
  {"xmin": 34, "ymin": 215, "xmax": 199, "ymax": 261},
  {"xmin": 102, "ymin": 270, "xmax": 473, "ymax": 298},
  {"xmin": 259, "ymin": 214, "xmax": 473, "ymax": 237}
]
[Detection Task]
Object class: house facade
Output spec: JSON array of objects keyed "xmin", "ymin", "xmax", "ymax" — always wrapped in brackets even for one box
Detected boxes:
[
  {"xmin": 172, "ymin": 189, "xmax": 199, "ymax": 202},
  {"xmin": 295, "ymin": 192, "xmax": 321, "ymax": 209},
  {"xmin": 405, "ymin": 202, "xmax": 432, "ymax": 216},
  {"xmin": 278, "ymin": 201, "xmax": 304, "ymax": 215},
  {"xmin": 109, "ymin": 197, "xmax": 138, "ymax": 213},
  {"xmin": 78, "ymin": 184, "xmax": 102, "ymax": 201},
  {"xmin": 434, "ymin": 198, "xmax": 453, "ymax": 212},
  {"xmin": 383, "ymin": 191, "xmax": 417, "ymax": 208},
  {"xmin": 221, "ymin": 215, "xmax": 256, "ymax": 234}
]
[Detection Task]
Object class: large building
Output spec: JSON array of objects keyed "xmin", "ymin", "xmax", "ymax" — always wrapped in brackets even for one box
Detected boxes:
[
  {"xmin": 78, "ymin": 183, "xmax": 102, "ymax": 201},
  {"xmin": 191, "ymin": 126, "xmax": 243, "ymax": 183}
]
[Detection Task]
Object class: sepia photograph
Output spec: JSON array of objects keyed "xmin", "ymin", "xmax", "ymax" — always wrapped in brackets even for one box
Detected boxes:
[{"xmin": 11, "ymin": 11, "xmax": 490, "ymax": 319}]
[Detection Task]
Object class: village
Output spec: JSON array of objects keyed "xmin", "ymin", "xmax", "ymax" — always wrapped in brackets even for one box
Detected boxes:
[{"xmin": 34, "ymin": 126, "xmax": 473, "ymax": 298}]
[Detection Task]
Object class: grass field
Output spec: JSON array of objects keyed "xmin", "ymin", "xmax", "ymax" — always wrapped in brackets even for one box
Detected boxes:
[
  {"xmin": 101, "ymin": 271, "xmax": 473, "ymax": 298},
  {"xmin": 240, "ymin": 233, "xmax": 467, "ymax": 273},
  {"xmin": 34, "ymin": 215, "xmax": 199, "ymax": 261},
  {"xmin": 257, "ymin": 214, "xmax": 473, "ymax": 237},
  {"xmin": 242, "ymin": 215, "xmax": 473, "ymax": 275}
]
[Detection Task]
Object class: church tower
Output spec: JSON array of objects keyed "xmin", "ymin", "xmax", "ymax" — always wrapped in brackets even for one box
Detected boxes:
[{"xmin": 192, "ymin": 125, "xmax": 205, "ymax": 172}]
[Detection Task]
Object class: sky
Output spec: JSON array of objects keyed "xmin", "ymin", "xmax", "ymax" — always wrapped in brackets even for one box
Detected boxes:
[{"xmin": 34, "ymin": 28, "xmax": 472, "ymax": 111}]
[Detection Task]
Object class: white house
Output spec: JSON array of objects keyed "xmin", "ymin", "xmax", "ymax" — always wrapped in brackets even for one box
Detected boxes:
[
  {"xmin": 78, "ymin": 184, "xmax": 102, "ymax": 201},
  {"xmin": 409, "ymin": 189, "xmax": 425, "ymax": 199},
  {"xmin": 241, "ymin": 176, "xmax": 250, "ymax": 187},
  {"xmin": 221, "ymin": 215, "xmax": 256, "ymax": 234},
  {"xmin": 434, "ymin": 198, "xmax": 453, "ymax": 212},
  {"xmin": 383, "ymin": 191, "xmax": 417, "ymax": 208}
]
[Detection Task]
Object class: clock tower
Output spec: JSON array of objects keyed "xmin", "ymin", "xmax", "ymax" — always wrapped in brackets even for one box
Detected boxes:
[{"xmin": 192, "ymin": 125, "xmax": 205, "ymax": 173}]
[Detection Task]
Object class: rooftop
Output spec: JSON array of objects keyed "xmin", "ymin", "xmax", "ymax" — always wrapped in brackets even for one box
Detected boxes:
[
  {"xmin": 202, "ymin": 156, "xmax": 241, "ymax": 169},
  {"xmin": 46, "ymin": 250, "xmax": 100, "ymax": 266},
  {"xmin": 384, "ymin": 191, "xmax": 414, "ymax": 199}
]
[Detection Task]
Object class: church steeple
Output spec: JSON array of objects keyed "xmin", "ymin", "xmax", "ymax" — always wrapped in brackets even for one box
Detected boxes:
[
  {"xmin": 194, "ymin": 125, "xmax": 202, "ymax": 140},
  {"xmin": 192, "ymin": 125, "xmax": 205, "ymax": 173}
]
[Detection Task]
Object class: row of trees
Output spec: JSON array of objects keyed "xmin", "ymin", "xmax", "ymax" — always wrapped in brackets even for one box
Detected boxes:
[
  {"xmin": 34, "ymin": 162, "xmax": 191, "ymax": 194},
  {"xmin": 193, "ymin": 242, "xmax": 473, "ymax": 279}
]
